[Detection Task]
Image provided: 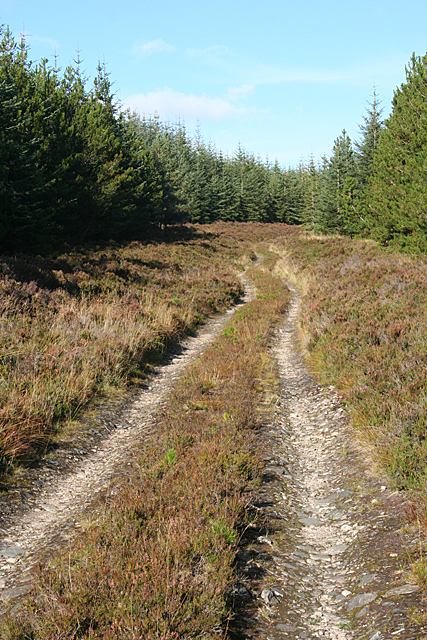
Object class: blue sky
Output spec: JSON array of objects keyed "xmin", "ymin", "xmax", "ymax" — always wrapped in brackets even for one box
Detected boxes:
[{"xmin": 0, "ymin": 0, "xmax": 426, "ymax": 166}]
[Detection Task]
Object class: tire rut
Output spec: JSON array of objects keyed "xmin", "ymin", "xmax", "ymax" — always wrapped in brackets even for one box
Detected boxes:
[
  {"xmin": 0, "ymin": 272, "xmax": 256, "ymax": 612},
  {"xmin": 241, "ymin": 268, "xmax": 427, "ymax": 640}
]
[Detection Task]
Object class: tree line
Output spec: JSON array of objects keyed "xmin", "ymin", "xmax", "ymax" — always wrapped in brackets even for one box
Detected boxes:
[
  {"xmin": 300, "ymin": 91, "xmax": 383, "ymax": 237},
  {"xmin": 309, "ymin": 52, "xmax": 427, "ymax": 253},
  {"xmin": 4, "ymin": 19, "xmax": 427, "ymax": 254},
  {"xmin": 0, "ymin": 25, "xmax": 314, "ymax": 254},
  {"xmin": 0, "ymin": 25, "xmax": 166, "ymax": 253}
]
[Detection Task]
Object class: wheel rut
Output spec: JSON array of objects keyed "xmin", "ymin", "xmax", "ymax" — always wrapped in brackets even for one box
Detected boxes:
[
  {"xmin": 241, "ymin": 273, "xmax": 427, "ymax": 640},
  {"xmin": 0, "ymin": 274, "xmax": 256, "ymax": 613}
]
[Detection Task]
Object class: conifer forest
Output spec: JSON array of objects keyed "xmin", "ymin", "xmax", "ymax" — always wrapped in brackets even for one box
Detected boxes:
[
  {"xmin": 3, "ymin": 22, "xmax": 427, "ymax": 253},
  {"xmin": 3, "ymin": 24, "xmax": 427, "ymax": 254}
]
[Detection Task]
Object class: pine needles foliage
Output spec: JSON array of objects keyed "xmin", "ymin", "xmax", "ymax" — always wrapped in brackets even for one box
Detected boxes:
[
  {"xmin": 365, "ymin": 54, "xmax": 427, "ymax": 252},
  {"xmin": 0, "ymin": 24, "xmax": 313, "ymax": 254}
]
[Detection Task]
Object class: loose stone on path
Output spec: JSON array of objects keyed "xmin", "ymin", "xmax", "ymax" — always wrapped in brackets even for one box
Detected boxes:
[{"xmin": 236, "ymin": 266, "xmax": 427, "ymax": 640}]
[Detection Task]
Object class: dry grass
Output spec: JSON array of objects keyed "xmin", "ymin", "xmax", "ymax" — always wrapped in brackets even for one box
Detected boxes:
[
  {"xmin": 0, "ymin": 223, "xmax": 287, "ymax": 479},
  {"xmin": 0, "ymin": 248, "xmax": 290, "ymax": 639},
  {"xmin": 9, "ymin": 222, "xmax": 427, "ymax": 633}
]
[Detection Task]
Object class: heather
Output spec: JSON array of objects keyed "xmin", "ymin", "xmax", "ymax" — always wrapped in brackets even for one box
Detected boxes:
[
  {"xmin": 6, "ymin": 224, "xmax": 427, "ymax": 635},
  {"xmin": 0, "ymin": 223, "xmax": 286, "ymax": 480},
  {"xmin": 276, "ymin": 232, "xmax": 427, "ymax": 495},
  {"xmin": 1, "ymin": 250, "xmax": 290, "ymax": 638}
]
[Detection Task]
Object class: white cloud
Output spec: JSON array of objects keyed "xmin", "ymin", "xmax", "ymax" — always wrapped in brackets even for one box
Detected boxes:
[
  {"xmin": 133, "ymin": 39, "xmax": 175, "ymax": 57},
  {"xmin": 183, "ymin": 43, "xmax": 405, "ymax": 90},
  {"xmin": 184, "ymin": 45, "xmax": 351, "ymax": 85},
  {"xmin": 184, "ymin": 45, "xmax": 374, "ymax": 88},
  {"xmin": 123, "ymin": 87, "xmax": 257, "ymax": 122},
  {"xmin": 240, "ymin": 52, "xmax": 408, "ymax": 87},
  {"xmin": 244, "ymin": 63, "xmax": 349, "ymax": 85},
  {"xmin": 27, "ymin": 34, "xmax": 59, "ymax": 50}
]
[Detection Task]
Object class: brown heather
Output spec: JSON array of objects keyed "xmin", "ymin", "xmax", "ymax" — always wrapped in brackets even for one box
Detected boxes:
[
  {"xmin": 1, "ymin": 248, "xmax": 290, "ymax": 638},
  {"xmin": 6, "ymin": 224, "xmax": 427, "ymax": 636},
  {"xmin": 0, "ymin": 222, "xmax": 286, "ymax": 478}
]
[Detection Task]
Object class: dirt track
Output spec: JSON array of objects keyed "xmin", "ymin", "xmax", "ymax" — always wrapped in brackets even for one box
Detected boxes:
[{"xmin": 0, "ymin": 274, "xmax": 255, "ymax": 613}]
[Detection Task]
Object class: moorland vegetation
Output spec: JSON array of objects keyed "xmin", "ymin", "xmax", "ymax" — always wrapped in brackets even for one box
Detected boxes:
[
  {"xmin": 276, "ymin": 234, "xmax": 427, "ymax": 496},
  {"xmin": 0, "ymin": 222, "xmax": 286, "ymax": 479},
  {"xmin": 1, "ymin": 238, "xmax": 290, "ymax": 638}
]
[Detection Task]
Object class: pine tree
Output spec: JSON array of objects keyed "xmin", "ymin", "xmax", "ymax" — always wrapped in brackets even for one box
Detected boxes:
[
  {"xmin": 0, "ymin": 26, "xmax": 52, "ymax": 251},
  {"xmin": 300, "ymin": 156, "xmax": 320, "ymax": 228},
  {"xmin": 354, "ymin": 89, "xmax": 384, "ymax": 186},
  {"xmin": 217, "ymin": 156, "xmax": 239, "ymax": 220},
  {"xmin": 332, "ymin": 90, "xmax": 385, "ymax": 237},
  {"xmin": 266, "ymin": 160, "xmax": 287, "ymax": 222},
  {"xmin": 315, "ymin": 130, "xmax": 355, "ymax": 234},
  {"xmin": 283, "ymin": 167, "xmax": 304, "ymax": 224},
  {"xmin": 365, "ymin": 54, "xmax": 427, "ymax": 251},
  {"xmin": 338, "ymin": 176, "xmax": 363, "ymax": 235}
]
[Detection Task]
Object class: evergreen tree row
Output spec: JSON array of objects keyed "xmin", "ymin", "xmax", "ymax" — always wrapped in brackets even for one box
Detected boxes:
[
  {"xmin": 365, "ymin": 53, "xmax": 427, "ymax": 252},
  {"xmin": 0, "ymin": 26, "xmax": 164, "ymax": 252},
  {"xmin": 125, "ymin": 114, "xmax": 312, "ymax": 226},
  {"xmin": 6, "ymin": 20, "xmax": 427, "ymax": 255},
  {"xmin": 304, "ymin": 91, "xmax": 384, "ymax": 237},
  {"xmin": 0, "ymin": 25, "xmax": 315, "ymax": 255}
]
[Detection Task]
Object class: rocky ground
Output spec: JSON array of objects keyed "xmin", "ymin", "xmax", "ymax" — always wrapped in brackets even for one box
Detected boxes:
[{"xmin": 233, "ymin": 277, "xmax": 427, "ymax": 640}]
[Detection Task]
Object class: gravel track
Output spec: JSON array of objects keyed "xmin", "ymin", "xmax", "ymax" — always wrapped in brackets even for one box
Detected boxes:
[{"xmin": 1, "ymin": 258, "xmax": 426, "ymax": 640}]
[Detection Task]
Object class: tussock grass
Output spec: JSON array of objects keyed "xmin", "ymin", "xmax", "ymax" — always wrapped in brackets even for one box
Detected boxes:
[
  {"xmin": 1, "ymin": 250, "xmax": 290, "ymax": 638},
  {"xmin": 0, "ymin": 223, "xmax": 286, "ymax": 479}
]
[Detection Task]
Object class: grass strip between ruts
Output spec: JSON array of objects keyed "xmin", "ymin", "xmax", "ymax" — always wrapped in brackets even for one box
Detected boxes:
[{"xmin": 1, "ymin": 250, "xmax": 290, "ymax": 639}]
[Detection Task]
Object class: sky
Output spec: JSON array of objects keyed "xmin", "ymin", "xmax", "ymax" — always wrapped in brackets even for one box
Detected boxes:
[{"xmin": 0, "ymin": 0, "xmax": 426, "ymax": 167}]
